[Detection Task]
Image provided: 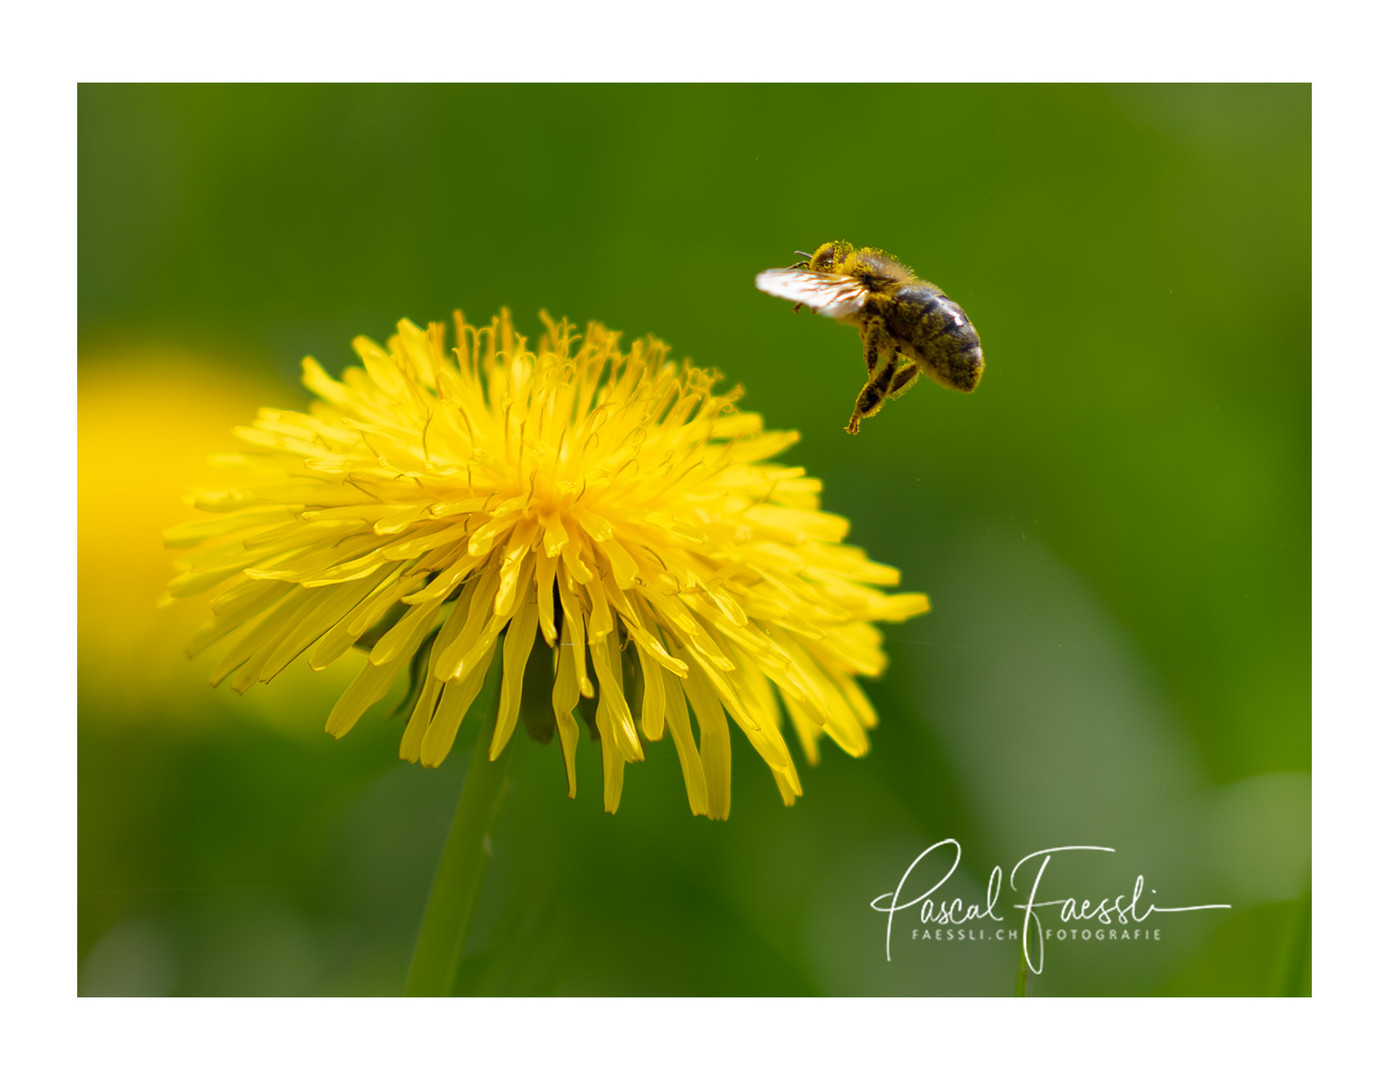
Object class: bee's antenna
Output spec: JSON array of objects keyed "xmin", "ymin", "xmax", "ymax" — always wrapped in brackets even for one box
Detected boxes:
[{"xmin": 793, "ymin": 250, "xmax": 814, "ymax": 259}]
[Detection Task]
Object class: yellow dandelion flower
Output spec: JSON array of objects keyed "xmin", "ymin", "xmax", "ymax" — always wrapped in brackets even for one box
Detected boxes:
[{"xmin": 165, "ymin": 312, "xmax": 929, "ymax": 818}]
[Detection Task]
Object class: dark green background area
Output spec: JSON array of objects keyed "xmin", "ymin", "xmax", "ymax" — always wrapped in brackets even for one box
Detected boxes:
[{"xmin": 78, "ymin": 84, "xmax": 1310, "ymax": 995}]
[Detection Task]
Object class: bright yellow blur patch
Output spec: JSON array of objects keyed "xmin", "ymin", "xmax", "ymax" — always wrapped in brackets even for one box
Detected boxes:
[{"xmin": 78, "ymin": 346, "xmax": 353, "ymax": 721}]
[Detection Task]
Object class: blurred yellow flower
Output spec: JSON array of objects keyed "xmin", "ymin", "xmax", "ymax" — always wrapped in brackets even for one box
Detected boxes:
[
  {"xmin": 80, "ymin": 349, "xmax": 286, "ymax": 715},
  {"xmin": 166, "ymin": 313, "xmax": 928, "ymax": 817}
]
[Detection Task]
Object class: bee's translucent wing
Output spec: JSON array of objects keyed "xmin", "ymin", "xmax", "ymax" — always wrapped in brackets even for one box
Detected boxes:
[{"xmin": 754, "ymin": 269, "xmax": 869, "ymax": 319}]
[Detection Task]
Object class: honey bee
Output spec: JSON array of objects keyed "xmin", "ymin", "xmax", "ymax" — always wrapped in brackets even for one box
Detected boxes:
[{"xmin": 755, "ymin": 241, "xmax": 984, "ymax": 434}]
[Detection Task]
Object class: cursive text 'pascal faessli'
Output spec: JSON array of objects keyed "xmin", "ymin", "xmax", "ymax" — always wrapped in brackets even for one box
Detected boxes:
[{"xmin": 869, "ymin": 839, "xmax": 1231, "ymax": 973}]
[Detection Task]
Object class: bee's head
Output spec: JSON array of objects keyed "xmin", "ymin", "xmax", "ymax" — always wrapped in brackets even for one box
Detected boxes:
[{"xmin": 805, "ymin": 240, "xmax": 855, "ymax": 274}]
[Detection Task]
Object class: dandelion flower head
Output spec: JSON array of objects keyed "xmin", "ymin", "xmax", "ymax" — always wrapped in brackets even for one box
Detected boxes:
[{"xmin": 165, "ymin": 313, "xmax": 929, "ymax": 818}]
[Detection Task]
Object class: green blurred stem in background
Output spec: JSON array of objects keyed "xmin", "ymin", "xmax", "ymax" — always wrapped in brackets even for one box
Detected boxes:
[
  {"xmin": 1016, "ymin": 935, "xmax": 1030, "ymax": 997},
  {"xmin": 405, "ymin": 704, "xmax": 514, "ymax": 997}
]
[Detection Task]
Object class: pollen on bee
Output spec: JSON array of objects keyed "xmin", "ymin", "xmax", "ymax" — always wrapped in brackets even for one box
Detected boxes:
[{"xmin": 754, "ymin": 241, "xmax": 984, "ymax": 433}]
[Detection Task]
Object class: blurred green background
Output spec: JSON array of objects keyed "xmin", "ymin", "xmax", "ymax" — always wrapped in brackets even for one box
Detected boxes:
[{"xmin": 77, "ymin": 84, "xmax": 1309, "ymax": 996}]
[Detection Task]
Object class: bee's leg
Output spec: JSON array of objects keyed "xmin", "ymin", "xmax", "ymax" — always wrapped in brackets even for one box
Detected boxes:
[
  {"xmin": 887, "ymin": 362, "xmax": 922, "ymax": 401},
  {"xmin": 858, "ymin": 318, "xmax": 891, "ymax": 376},
  {"xmin": 847, "ymin": 319, "xmax": 897, "ymax": 434}
]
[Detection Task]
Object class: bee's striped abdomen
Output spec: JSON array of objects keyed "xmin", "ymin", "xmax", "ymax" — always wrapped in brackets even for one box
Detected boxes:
[{"xmin": 884, "ymin": 283, "xmax": 984, "ymax": 393}]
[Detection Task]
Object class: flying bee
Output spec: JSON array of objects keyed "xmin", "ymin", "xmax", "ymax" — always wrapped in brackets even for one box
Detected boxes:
[{"xmin": 755, "ymin": 241, "xmax": 984, "ymax": 434}]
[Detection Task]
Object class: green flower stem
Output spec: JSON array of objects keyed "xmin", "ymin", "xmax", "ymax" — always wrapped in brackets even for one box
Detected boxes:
[
  {"xmin": 1281, "ymin": 894, "xmax": 1312, "ymax": 996},
  {"xmin": 405, "ymin": 710, "xmax": 515, "ymax": 996},
  {"xmin": 1015, "ymin": 927, "xmax": 1031, "ymax": 997}
]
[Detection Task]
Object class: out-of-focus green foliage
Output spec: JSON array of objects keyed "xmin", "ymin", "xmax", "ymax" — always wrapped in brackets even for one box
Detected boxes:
[{"xmin": 78, "ymin": 84, "xmax": 1309, "ymax": 995}]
